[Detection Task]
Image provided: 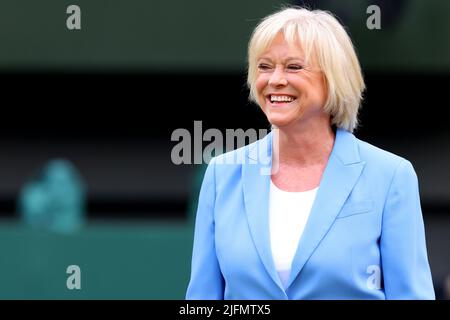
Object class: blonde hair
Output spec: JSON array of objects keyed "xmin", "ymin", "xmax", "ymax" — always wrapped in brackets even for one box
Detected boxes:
[{"xmin": 247, "ymin": 7, "xmax": 365, "ymax": 132}]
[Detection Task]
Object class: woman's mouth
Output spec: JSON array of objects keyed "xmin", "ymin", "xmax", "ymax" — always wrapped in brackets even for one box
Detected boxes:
[{"xmin": 266, "ymin": 94, "xmax": 297, "ymax": 106}]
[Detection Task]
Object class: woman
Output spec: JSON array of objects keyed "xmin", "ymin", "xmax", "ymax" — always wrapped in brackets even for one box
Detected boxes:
[{"xmin": 186, "ymin": 7, "xmax": 434, "ymax": 299}]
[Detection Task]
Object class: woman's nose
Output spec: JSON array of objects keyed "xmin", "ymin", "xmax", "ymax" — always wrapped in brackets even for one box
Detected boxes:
[{"xmin": 268, "ymin": 66, "xmax": 288, "ymax": 87}]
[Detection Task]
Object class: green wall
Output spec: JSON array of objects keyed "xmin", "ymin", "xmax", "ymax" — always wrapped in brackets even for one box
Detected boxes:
[
  {"xmin": 0, "ymin": 221, "xmax": 194, "ymax": 299},
  {"xmin": 1, "ymin": 0, "xmax": 449, "ymax": 72},
  {"xmin": 0, "ymin": 0, "xmax": 286, "ymax": 71}
]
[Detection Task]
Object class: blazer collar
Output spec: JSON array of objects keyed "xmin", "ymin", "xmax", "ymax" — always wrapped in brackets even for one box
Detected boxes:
[
  {"xmin": 246, "ymin": 127, "xmax": 361, "ymax": 165},
  {"xmin": 242, "ymin": 128, "xmax": 365, "ymax": 292}
]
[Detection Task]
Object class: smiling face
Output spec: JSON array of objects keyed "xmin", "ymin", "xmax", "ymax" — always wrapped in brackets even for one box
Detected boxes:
[{"xmin": 255, "ymin": 33, "xmax": 329, "ymax": 129}]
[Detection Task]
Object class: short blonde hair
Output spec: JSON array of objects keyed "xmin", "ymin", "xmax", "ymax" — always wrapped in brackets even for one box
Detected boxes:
[{"xmin": 247, "ymin": 7, "xmax": 365, "ymax": 132}]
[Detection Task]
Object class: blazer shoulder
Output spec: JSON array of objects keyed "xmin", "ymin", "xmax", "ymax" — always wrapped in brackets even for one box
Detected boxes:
[
  {"xmin": 355, "ymin": 137, "xmax": 410, "ymax": 168},
  {"xmin": 354, "ymin": 136, "xmax": 419, "ymax": 186}
]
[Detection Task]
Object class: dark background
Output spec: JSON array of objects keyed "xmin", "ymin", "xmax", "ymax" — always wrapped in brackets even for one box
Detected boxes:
[{"xmin": 0, "ymin": 71, "xmax": 448, "ymax": 217}]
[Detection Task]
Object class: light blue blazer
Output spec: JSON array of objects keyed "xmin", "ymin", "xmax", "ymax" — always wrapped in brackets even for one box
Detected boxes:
[{"xmin": 186, "ymin": 128, "xmax": 435, "ymax": 299}]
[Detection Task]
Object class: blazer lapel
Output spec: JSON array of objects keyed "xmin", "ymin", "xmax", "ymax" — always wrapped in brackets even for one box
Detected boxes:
[
  {"xmin": 286, "ymin": 128, "xmax": 366, "ymax": 289},
  {"xmin": 242, "ymin": 132, "xmax": 285, "ymax": 291}
]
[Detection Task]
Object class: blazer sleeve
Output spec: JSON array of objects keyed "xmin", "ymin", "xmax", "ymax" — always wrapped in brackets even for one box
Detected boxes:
[
  {"xmin": 186, "ymin": 157, "xmax": 225, "ymax": 299},
  {"xmin": 380, "ymin": 159, "xmax": 435, "ymax": 299}
]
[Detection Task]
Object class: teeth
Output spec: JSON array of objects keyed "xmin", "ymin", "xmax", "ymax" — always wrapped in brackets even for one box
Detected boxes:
[{"xmin": 270, "ymin": 95, "xmax": 295, "ymax": 102}]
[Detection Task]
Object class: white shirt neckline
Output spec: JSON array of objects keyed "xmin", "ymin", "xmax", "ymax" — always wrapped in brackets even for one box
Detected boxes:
[
  {"xmin": 268, "ymin": 179, "xmax": 319, "ymax": 289},
  {"xmin": 270, "ymin": 179, "xmax": 319, "ymax": 194}
]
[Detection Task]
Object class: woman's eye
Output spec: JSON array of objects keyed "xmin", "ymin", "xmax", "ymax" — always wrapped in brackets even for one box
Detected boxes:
[
  {"xmin": 287, "ymin": 64, "xmax": 303, "ymax": 71},
  {"xmin": 257, "ymin": 64, "xmax": 272, "ymax": 71}
]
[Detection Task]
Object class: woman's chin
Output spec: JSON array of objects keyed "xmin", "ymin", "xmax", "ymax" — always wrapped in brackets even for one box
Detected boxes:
[
  {"xmin": 266, "ymin": 116, "xmax": 295, "ymax": 128},
  {"xmin": 263, "ymin": 104, "xmax": 301, "ymax": 128}
]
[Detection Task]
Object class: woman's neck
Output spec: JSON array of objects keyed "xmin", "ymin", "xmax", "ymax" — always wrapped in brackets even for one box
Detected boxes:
[{"xmin": 273, "ymin": 120, "xmax": 335, "ymax": 168}]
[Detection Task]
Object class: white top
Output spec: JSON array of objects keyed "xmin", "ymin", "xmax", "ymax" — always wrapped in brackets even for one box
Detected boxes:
[{"xmin": 268, "ymin": 179, "xmax": 318, "ymax": 289}]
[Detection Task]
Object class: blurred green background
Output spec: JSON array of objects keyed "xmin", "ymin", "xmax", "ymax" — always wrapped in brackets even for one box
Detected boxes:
[
  {"xmin": 0, "ymin": 221, "xmax": 193, "ymax": 299},
  {"xmin": 1, "ymin": 0, "xmax": 449, "ymax": 72}
]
